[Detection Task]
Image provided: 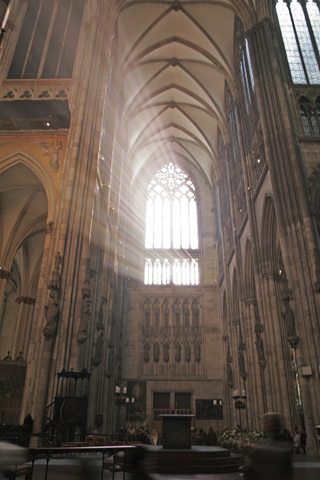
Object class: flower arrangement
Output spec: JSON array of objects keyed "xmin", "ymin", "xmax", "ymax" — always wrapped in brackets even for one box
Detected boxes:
[{"xmin": 218, "ymin": 429, "xmax": 267, "ymax": 453}]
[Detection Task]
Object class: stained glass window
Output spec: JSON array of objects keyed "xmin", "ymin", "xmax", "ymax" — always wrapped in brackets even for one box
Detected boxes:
[
  {"xmin": 276, "ymin": 0, "xmax": 320, "ymax": 84},
  {"xmin": 144, "ymin": 163, "xmax": 199, "ymax": 285}
]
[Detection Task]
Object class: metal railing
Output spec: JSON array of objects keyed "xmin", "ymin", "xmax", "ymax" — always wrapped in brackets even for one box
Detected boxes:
[{"xmin": 26, "ymin": 445, "xmax": 136, "ymax": 480}]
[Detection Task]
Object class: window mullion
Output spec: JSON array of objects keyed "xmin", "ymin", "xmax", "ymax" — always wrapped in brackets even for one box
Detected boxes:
[
  {"xmin": 55, "ymin": 0, "xmax": 74, "ymax": 78},
  {"xmin": 299, "ymin": 0, "xmax": 320, "ymax": 71},
  {"xmin": 285, "ymin": 0, "xmax": 310, "ymax": 82},
  {"xmin": 21, "ymin": 0, "xmax": 44, "ymax": 78},
  {"xmin": 37, "ymin": 0, "xmax": 60, "ymax": 79}
]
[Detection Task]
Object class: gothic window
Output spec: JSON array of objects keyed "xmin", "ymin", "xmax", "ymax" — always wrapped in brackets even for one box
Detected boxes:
[
  {"xmin": 8, "ymin": 0, "xmax": 85, "ymax": 79},
  {"xmin": 144, "ymin": 163, "xmax": 199, "ymax": 285},
  {"xmin": 276, "ymin": 0, "xmax": 320, "ymax": 84},
  {"xmin": 299, "ymin": 96, "xmax": 320, "ymax": 135}
]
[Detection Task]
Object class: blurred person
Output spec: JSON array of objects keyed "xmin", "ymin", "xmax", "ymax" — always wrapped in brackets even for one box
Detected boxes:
[
  {"xmin": 196, "ymin": 428, "xmax": 203, "ymax": 445},
  {"xmin": 243, "ymin": 413, "xmax": 292, "ymax": 480},
  {"xmin": 207, "ymin": 426, "xmax": 217, "ymax": 446},
  {"xmin": 281, "ymin": 428, "xmax": 293, "ymax": 444},
  {"xmin": 300, "ymin": 428, "xmax": 307, "ymax": 454},
  {"xmin": 191, "ymin": 426, "xmax": 197, "ymax": 445},
  {"xmin": 143, "ymin": 426, "xmax": 150, "ymax": 444},
  {"xmin": 130, "ymin": 427, "xmax": 136, "ymax": 442},
  {"xmin": 0, "ymin": 442, "xmax": 27, "ymax": 480},
  {"xmin": 151, "ymin": 429, "xmax": 158, "ymax": 446},
  {"xmin": 200, "ymin": 431, "xmax": 207, "ymax": 446},
  {"xmin": 118, "ymin": 424, "xmax": 125, "ymax": 442},
  {"xmin": 293, "ymin": 426, "xmax": 301, "ymax": 454},
  {"xmin": 129, "ymin": 445, "xmax": 153, "ymax": 480}
]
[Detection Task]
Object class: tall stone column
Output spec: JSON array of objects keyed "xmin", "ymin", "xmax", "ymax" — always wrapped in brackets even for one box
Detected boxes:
[
  {"xmin": 11, "ymin": 296, "xmax": 35, "ymax": 359},
  {"xmin": 245, "ymin": 299, "xmax": 265, "ymax": 429},
  {"xmin": 246, "ymin": 16, "xmax": 320, "ymax": 453},
  {"xmin": 22, "ymin": 1, "xmax": 119, "ymax": 438}
]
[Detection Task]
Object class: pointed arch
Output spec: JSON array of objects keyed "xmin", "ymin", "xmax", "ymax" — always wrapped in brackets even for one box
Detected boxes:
[
  {"xmin": 0, "ymin": 150, "xmax": 56, "ymax": 222},
  {"xmin": 260, "ymin": 195, "xmax": 281, "ymax": 272}
]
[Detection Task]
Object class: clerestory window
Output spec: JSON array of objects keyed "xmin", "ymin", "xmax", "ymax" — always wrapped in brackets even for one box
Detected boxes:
[
  {"xmin": 144, "ymin": 163, "xmax": 199, "ymax": 285},
  {"xmin": 275, "ymin": 0, "xmax": 320, "ymax": 84}
]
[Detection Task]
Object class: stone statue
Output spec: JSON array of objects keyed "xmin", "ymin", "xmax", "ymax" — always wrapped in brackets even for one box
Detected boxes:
[
  {"xmin": 238, "ymin": 349, "xmax": 247, "ymax": 380},
  {"xmin": 255, "ymin": 331, "xmax": 266, "ymax": 364},
  {"xmin": 79, "ymin": 298, "xmax": 91, "ymax": 336},
  {"xmin": 282, "ymin": 298, "xmax": 296, "ymax": 337},
  {"xmin": 153, "ymin": 342, "xmax": 160, "ymax": 363},
  {"xmin": 175, "ymin": 342, "xmax": 181, "ymax": 362},
  {"xmin": 185, "ymin": 342, "xmax": 191, "ymax": 362},
  {"xmin": 105, "ymin": 348, "xmax": 114, "ymax": 378},
  {"xmin": 92, "ymin": 330, "xmax": 104, "ymax": 367},
  {"xmin": 194, "ymin": 341, "xmax": 201, "ymax": 362},
  {"xmin": 143, "ymin": 342, "xmax": 150, "ymax": 363},
  {"xmin": 227, "ymin": 362, "xmax": 233, "ymax": 388},
  {"xmin": 55, "ymin": 251, "xmax": 62, "ymax": 271},
  {"xmin": 44, "ymin": 289, "xmax": 59, "ymax": 328},
  {"xmin": 192, "ymin": 298, "xmax": 199, "ymax": 326}
]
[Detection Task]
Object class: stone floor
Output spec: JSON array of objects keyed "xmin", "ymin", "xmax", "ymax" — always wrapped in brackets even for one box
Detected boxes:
[{"xmin": 29, "ymin": 454, "xmax": 320, "ymax": 480}]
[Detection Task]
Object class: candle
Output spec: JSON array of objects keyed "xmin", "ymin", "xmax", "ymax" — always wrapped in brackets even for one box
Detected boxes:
[
  {"xmin": 213, "ymin": 400, "xmax": 217, "ymax": 406},
  {"xmin": 123, "ymin": 387, "xmax": 127, "ymax": 395},
  {"xmin": 126, "ymin": 397, "xmax": 129, "ymax": 403},
  {"xmin": 115, "ymin": 386, "xmax": 120, "ymax": 394},
  {"xmin": 235, "ymin": 389, "xmax": 239, "ymax": 396},
  {"xmin": 242, "ymin": 390, "xmax": 245, "ymax": 397},
  {"xmin": 219, "ymin": 400, "xmax": 222, "ymax": 406},
  {"xmin": 132, "ymin": 398, "xmax": 134, "ymax": 403}
]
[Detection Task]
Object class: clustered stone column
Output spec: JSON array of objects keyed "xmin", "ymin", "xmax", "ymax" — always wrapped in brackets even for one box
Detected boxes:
[{"xmin": 246, "ymin": 15, "xmax": 320, "ymax": 452}]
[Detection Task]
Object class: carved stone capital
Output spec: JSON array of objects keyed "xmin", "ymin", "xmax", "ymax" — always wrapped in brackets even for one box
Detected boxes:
[
  {"xmin": 76, "ymin": 334, "xmax": 87, "ymax": 345},
  {"xmin": 246, "ymin": 17, "xmax": 275, "ymax": 37},
  {"xmin": 287, "ymin": 335, "xmax": 299, "ymax": 349}
]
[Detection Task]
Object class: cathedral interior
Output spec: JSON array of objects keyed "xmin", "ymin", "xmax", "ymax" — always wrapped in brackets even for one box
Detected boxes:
[{"xmin": 0, "ymin": 0, "xmax": 319, "ymax": 454}]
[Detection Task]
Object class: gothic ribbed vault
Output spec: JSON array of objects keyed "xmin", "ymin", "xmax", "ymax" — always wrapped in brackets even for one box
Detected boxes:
[{"xmin": 116, "ymin": 0, "xmax": 259, "ymax": 185}]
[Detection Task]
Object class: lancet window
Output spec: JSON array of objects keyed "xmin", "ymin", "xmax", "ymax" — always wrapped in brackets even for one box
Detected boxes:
[
  {"xmin": 275, "ymin": 0, "xmax": 320, "ymax": 84},
  {"xmin": 8, "ymin": 0, "xmax": 85, "ymax": 79},
  {"xmin": 144, "ymin": 163, "xmax": 199, "ymax": 285}
]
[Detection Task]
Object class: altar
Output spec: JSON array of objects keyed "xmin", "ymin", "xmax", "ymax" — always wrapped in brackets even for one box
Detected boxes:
[{"xmin": 159, "ymin": 414, "xmax": 195, "ymax": 449}]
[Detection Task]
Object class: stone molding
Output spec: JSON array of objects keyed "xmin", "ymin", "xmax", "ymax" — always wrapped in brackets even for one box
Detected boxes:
[
  {"xmin": 1, "ymin": 79, "xmax": 71, "ymax": 102},
  {"xmin": 15, "ymin": 296, "xmax": 36, "ymax": 305},
  {"xmin": 0, "ymin": 269, "xmax": 10, "ymax": 279},
  {"xmin": 45, "ymin": 222, "xmax": 54, "ymax": 234}
]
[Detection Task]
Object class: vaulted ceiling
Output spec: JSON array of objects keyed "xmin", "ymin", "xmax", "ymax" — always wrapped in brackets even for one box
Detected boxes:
[
  {"xmin": 0, "ymin": 163, "xmax": 47, "ymax": 295},
  {"xmin": 116, "ymin": 0, "xmax": 264, "ymax": 187}
]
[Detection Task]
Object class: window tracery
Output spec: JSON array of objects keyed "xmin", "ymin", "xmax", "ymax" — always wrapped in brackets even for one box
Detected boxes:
[
  {"xmin": 298, "ymin": 95, "xmax": 320, "ymax": 134},
  {"xmin": 144, "ymin": 163, "xmax": 199, "ymax": 285}
]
